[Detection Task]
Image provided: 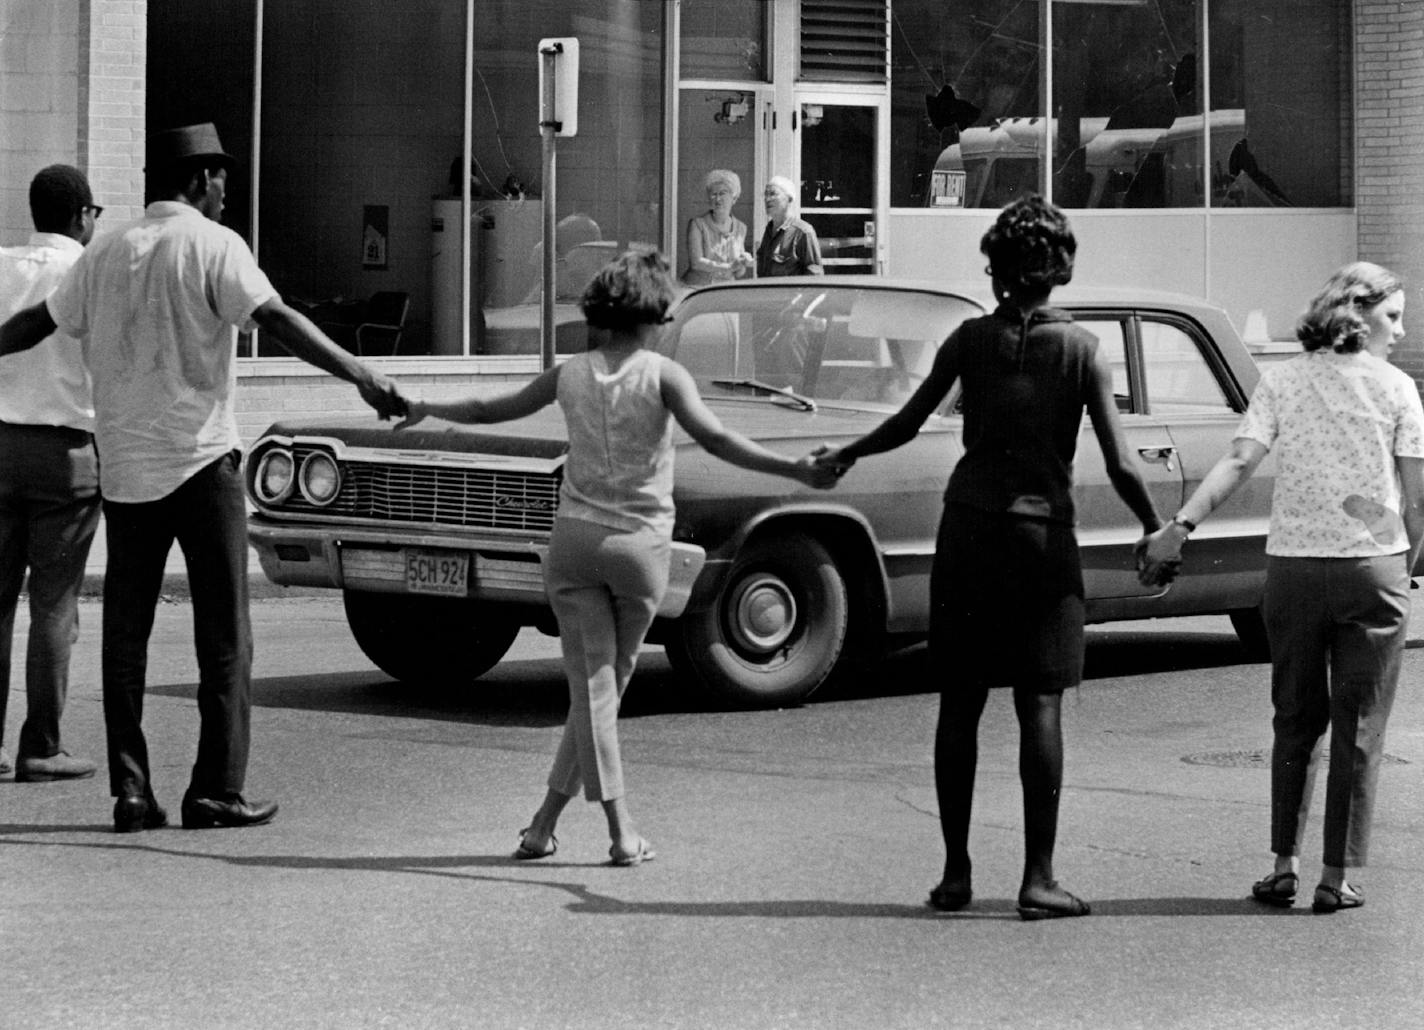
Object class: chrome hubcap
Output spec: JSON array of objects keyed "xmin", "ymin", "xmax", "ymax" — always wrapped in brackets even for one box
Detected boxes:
[{"xmin": 728, "ymin": 573, "xmax": 796, "ymax": 654}]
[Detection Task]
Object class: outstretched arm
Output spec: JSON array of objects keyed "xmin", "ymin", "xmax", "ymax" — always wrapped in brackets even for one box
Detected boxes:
[
  {"xmin": 1136, "ymin": 436, "xmax": 1269, "ymax": 584},
  {"xmin": 400, "ymin": 366, "xmax": 561, "ymax": 428},
  {"xmin": 662, "ymin": 361, "xmax": 838, "ymax": 487},
  {"xmin": 1084, "ymin": 344, "xmax": 1162, "ymax": 533},
  {"xmin": 251, "ymin": 298, "xmax": 406, "ymax": 419},
  {"xmin": 1395, "ymin": 455, "xmax": 1424, "ymax": 574},
  {"xmin": 0, "ymin": 301, "xmax": 58, "ymax": 358},
  {"xmin": 814, "ymin": 329, "xmax": 961, "ymax": 470}
]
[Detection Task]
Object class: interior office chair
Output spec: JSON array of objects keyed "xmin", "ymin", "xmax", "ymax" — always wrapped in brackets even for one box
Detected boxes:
[{"xmin": 354, "ymin": 290, "xmax": 410, "ymax": 356}]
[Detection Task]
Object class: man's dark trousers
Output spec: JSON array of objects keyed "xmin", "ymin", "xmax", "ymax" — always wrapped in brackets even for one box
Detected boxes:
[
  {"xmin": 101, "ymin": 450, "xmax": 252, "ymax": 801},
  {"xmin": 0, "ymin": 422, "xmax": 101, "ymax": 759}
]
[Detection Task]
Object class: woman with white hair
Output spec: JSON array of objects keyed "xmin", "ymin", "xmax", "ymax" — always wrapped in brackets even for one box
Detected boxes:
[
  {"xmin": 684, "ymin": 169, "xmax": 753, "ymax": 285},
  {"xmin": 755, "ymin": 175, "xmax": 823, "ymax": 277}
]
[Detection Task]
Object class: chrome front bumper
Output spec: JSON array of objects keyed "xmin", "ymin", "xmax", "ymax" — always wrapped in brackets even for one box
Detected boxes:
[{"xmin": 247, "ymin": 520, "xmax": 707, "ymax": 618}]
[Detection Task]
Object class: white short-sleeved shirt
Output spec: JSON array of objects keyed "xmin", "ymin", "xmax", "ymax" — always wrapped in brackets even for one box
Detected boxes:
[
  {"xmin": 1236, "ymin": 349, "xmax": 1424, "ymax": 556},
  {"xmin": 555, "ymin": 348, "xmax": 676, "ymax": 535},
  {"xmin": 0, "ymin": 233, "xmax": 93, "ymax": 431},
  {"xmin": 46, "ymin": 202, "xmax": 277, "ymax": 502}
]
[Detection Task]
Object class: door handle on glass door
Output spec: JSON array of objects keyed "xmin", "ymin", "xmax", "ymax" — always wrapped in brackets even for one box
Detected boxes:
[{"xmin": 1137, "ymin": 446, "xmax": 1176, "ymax": 473}]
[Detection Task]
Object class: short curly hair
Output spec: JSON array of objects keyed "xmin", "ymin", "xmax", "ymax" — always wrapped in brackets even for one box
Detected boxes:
[
  {"xmin": 1296, "ymin": 262, "xmax": 1405, "ymax": 353},
  {"xmin": 29, "ymin": 164, "xmax": 92, "ymax": 233},
  {"xmin": 980, "ymin": 194, "xmax": 1076, "ymax": 291},
  {"xmin": 704, "ymin": 169, "xmax": 741, "ymax": 198},
  {"xmin": 579, "ymin": 248, "xmax": 678, "ymax": 334}
]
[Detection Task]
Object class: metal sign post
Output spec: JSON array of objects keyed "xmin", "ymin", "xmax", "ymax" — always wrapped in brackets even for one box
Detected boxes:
[{"xmin": 538, "ymin": 38, "xmax": 579, "ymax": 371}]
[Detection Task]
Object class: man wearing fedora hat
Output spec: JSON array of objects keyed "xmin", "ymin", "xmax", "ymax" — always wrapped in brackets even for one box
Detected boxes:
[{"xmin": 0, "ymin": 122, "xmax": 407, "ymax": 832}]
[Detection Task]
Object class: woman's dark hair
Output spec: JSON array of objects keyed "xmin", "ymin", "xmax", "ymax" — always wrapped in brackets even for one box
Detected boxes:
[
  {"xmin": 1296, "ymin": 261, "xmax": 1405, "ymax": 353},
  {"xmin": 980, "ymin": 194, "xmax": 1076, "ymax": 291},
  {"xmin": 29, "ymin": 164, "xmax": 92, "ymax": 233},
  {"xmin": 579, "ymin": 248, "xmax": 678, "ymax": 334}
]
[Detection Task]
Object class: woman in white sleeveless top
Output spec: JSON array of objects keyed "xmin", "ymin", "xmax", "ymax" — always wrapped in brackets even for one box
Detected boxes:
[{"xmin": 401, "ymin": 249, "xmax": 836, "ymax": 865}]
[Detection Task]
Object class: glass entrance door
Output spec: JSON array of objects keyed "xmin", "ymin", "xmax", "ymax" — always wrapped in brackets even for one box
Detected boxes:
[{"xmin": 797, "ymin": 98, "xmax": 882, "ymax": 274}]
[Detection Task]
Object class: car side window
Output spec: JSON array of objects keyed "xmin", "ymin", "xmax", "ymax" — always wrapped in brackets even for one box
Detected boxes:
[
  {"xmin": 1139, "ymin": 319, "xmax": 1232, "ymax": 415},
  {"xmin": 1074, "ymin": 318, "xmax": 1131, "ymax": 412}
]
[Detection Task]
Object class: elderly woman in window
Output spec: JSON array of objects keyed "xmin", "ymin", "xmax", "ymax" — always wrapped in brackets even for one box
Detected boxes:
[{"xmin": 684, "ymin": 169, "xmax": 754, "ymax": 286}]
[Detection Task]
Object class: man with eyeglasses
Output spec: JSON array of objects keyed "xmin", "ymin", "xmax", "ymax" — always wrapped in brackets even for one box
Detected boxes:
[
  {"xmin": 0, "ymin": 165, "xmax": 102, "ymax": 783},
  {"xmin": 0, "ymin": 124, "xmax": 406, "ymax": 833}
]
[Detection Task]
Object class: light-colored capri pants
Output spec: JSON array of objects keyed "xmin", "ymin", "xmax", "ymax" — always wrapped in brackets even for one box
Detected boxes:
[
  {"xmin": 1263, "ymin": 553, "xmax": 1410, "ymax": 867},
  {"xmin": 544, "ymin": 516, "xmax": 670, "ymax": 802}
]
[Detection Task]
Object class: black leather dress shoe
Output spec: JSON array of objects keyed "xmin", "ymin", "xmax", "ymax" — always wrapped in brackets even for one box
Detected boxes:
[
  {"xmin": 181, "ymin": 793, "xmax": 279, "ymax": 829},
  {"xmin": 114, "ymin": 795, "xmax": 169, "ymax": 833}
]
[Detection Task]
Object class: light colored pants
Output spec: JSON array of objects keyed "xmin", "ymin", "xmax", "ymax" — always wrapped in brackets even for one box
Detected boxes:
[
  {"xmin": 1263, "ymin": 554, "xmax": 1409, "ymax": 867},
  {"xmin": 544, "ymin": 517, "xmax": 669, "ymax": 802}
]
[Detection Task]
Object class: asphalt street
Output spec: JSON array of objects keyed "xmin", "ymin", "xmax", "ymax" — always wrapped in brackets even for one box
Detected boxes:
[{"xmin": 2, "ymin": 596, "xmax": 1423, "ymax": 1030}]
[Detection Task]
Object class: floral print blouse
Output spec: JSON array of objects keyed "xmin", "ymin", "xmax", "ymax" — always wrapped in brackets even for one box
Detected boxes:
[{"xmin": 1236, "ymin": 349, "xmax": 1424, "ymax": 557}]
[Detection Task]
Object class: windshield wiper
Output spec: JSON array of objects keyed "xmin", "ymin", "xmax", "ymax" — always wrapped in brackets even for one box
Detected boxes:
[{"xmin": 710, "ymin": 377, "xmax": 818, "ymax": 413}]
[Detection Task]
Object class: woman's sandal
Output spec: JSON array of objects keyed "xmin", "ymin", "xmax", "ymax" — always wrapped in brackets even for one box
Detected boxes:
[
  {"xmin": 1016, "ymin": 882, "xmax": 1091, "ymax": 921},
  {"xmin": 609, "ymin": 837, "xmax": 656, "ymax": 867},
  {"xmin": 1250, "ymin": 871, "xmax": 1298, "ymax": 908},
  {"xmin": 514, "ymin": 827, "xmax": 558, "ymax": 861},
  {"xmin": 927, "ymin": 881, "xmax": 973, "ymax": 912},
  {"xmin": 1311, "ymin": 882, "xmax": 1364, "ymax": 914}
]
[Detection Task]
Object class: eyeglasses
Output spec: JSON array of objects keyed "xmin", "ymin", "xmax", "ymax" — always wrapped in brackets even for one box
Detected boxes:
[{"xmin": 83, "ymin": 205, "xmax": 103, "ymax": 219}]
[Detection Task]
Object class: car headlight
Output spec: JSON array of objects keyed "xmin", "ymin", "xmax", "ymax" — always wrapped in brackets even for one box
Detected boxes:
[
  {"xmin": 299, "ymin": 451, "xmax": 342, "ymax": 506},
  {"xmin": 253, "ymin": 448, "xmax": 295, "ymax": 504}
]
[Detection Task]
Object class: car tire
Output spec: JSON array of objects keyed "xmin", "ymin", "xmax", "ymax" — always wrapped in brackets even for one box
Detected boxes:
[
  {"xmin": 1229, "ymin": 606, "xmax": 1270, "ymax": 661},
  {"xmin": 343, "ymin": 590, "xmax": 520, "ymax": 684},
  {"xmin": 666, "ymin": 532, "xmax": 849, "ymax": 708}
]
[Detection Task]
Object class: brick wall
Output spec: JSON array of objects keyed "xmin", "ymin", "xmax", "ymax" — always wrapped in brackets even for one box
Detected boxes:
[
  {"xmin": 1356, "ymin": 1, "xmax": 1424, "ymax": 383},
  {"xmin": 0, "ymin": 0, "xmax": 144, "ymax": 241},
  {"xmin": 81, "ymin": 0, "xmax": 146, "ymax": 224}
]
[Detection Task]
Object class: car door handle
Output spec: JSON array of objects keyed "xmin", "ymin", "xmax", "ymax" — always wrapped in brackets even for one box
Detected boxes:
[{"xmin": 1138, "ymin": 446, "xmax": 1177, "ymax": 473}]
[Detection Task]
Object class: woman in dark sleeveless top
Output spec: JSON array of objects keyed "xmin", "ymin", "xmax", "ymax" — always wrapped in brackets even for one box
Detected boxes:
[{"xmin": 816, "ymin": 197, "xmax": 1162, "ymax": 919}]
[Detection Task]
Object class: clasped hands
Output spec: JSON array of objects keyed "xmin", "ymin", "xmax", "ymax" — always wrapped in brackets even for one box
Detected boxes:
[
  {"xmin": 796, "ymin": 444, "xmax": 852, "ymax": 489},
  {"xmin": 1135, "ymin": 524, "xmax": 1186, "ymax": 588}
]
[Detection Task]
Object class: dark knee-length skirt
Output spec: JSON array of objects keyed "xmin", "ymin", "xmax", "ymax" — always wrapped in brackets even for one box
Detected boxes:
[{"xmin": 929, "ymin": 503, "xmax": 1086, "ymax": 693}]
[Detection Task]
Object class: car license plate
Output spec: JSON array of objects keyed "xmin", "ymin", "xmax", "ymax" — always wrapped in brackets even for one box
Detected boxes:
[{"xmin": 404, "ymin": 549, "xmax": 470, "ymax": 596}]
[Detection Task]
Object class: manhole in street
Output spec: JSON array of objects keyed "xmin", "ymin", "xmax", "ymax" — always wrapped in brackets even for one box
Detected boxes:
[{"xmin": 1182, "ymin": 749, "xmax": 1409, "ymax": 767}]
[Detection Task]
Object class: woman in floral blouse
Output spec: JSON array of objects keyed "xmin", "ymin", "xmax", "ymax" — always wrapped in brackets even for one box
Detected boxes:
[{"xmin": 1138, "ymin": 262, "xmax": 1424, "ymax": 914}]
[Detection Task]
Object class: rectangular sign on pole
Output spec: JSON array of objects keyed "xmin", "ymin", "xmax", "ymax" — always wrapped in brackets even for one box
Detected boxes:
[{"xmin": 537, "ymin": 37, "xmax": 579, "ymax": 138}]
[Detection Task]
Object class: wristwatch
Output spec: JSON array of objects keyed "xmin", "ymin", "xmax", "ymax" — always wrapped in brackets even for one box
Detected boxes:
[{"xmin": 1171, "ymin": 514, "xmax": 1196, "ymax": 533}]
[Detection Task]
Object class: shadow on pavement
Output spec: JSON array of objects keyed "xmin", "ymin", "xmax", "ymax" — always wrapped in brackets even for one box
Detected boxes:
[
  {"xmin": 0, "ymin": 829, "xmax": 1306, "ymax": 919},
  {"xmin": 143, "ymin": 629, "xmax": 1262, "ymax": 726}
]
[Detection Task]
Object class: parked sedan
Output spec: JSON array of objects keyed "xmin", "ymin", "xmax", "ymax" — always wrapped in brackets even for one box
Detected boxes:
[{"xmin": 246, "ymin": 277, "xmax": 1276, "ymax": 707}]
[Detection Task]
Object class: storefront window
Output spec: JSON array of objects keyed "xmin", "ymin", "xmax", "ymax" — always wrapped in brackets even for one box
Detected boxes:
[
  {"xmin": 250, "ymin": 0, "xmax": 662, "ymax": 358},
  {"xmin": 890, "ymin": 0, "xmax": 1350, "ymax": 211},
  {"xmin": 889, "ymin": 0, "xmax": 1045, "ymax": 209},
  {"xmin": 680, "ymin": 0, "xmax": 766, "ymax": 81},
  {"xmin": 1053, "ymin": 0, "xmax": 1202, "ymax": 209},
  {"xmin": 1209, "ymin": 0, "xmax": 1351, "ymax": 207}
]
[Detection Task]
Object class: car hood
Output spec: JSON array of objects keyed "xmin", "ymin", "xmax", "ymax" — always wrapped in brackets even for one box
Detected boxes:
[{"xmin": 260, "ymin": 399, "xmax": 904, "ymax": 458}]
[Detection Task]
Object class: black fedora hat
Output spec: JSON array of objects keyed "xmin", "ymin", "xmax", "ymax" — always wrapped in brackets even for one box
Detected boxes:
[{"xmin": 145, "ymin": 122, "xmax": 235, "ymax": 172}]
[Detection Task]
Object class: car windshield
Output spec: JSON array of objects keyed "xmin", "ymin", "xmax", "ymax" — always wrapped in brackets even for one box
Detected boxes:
[{"xmin": 657, "ymin": 284, "xmax": 982, "ymax": 409}]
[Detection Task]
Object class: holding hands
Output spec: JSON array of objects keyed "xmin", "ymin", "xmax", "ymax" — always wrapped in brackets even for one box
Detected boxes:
[
  {"xmin": 797, "ymin": 449, "xmax": 847, "ymax": 489},
  {"xmin": 808, "ymin": 444, "xmax": 854, "ymax": 486},
  {"xmin": 358, "ymin": 368, "xmax": 409, "ymax": 422},
  {"xmin": 1134, "ymin": 522, "xmax": 1187, "ymax": 587}
]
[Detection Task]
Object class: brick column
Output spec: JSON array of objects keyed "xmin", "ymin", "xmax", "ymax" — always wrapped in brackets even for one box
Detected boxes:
[
  {"xmin": 1356, "ymin": 1, "xmax": 1424, "ymax": 382},
  {"xmin": 0, "ymin": 0, "xmax": 144, "ymax": 236},
  {"xmin": 80, "ymin": 0, "xmax": 146, "ymax": 221}
]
